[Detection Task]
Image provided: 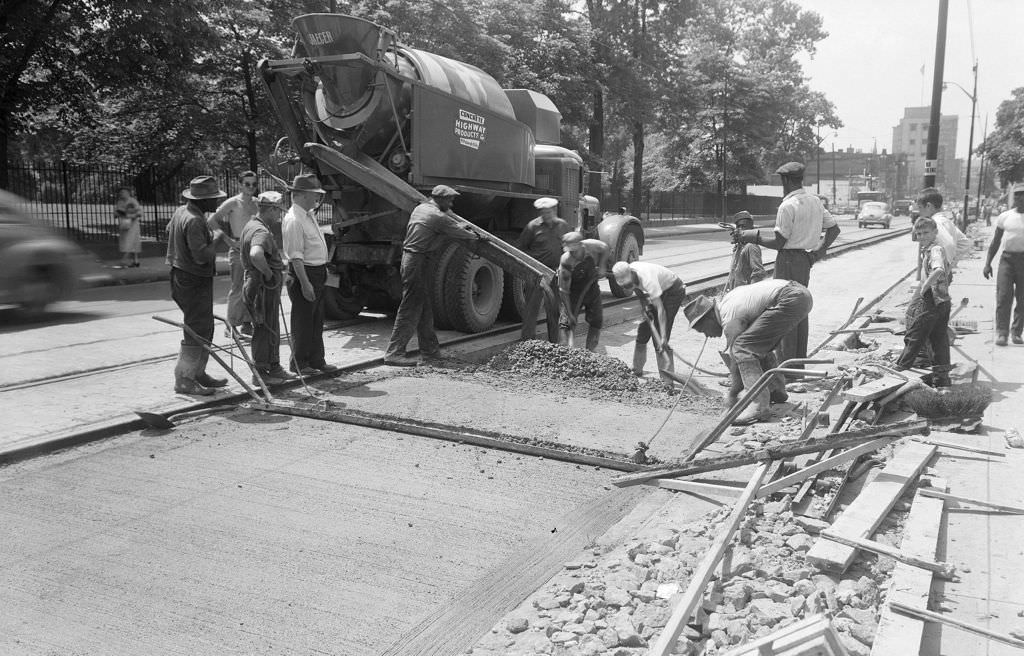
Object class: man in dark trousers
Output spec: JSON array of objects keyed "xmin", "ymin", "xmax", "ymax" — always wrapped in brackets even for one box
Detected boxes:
[
  {"xmin": 733, "ymin": 161, "xmax": 839, "ymax": 364},
  {"xmin": 208, "ymin": 170, "xmax": 258, "ymax": 338},
  {"xmin": 983, "ymin": 182, "xmax": 1024, "ymax": 346},
  {"xmin": 557, "ymin": 231, "xmax": 609, "ymax": 351},
  {"xmin": 611, "ymin": 260, "xmax": 685, "ymax": 380},
  {"xmin": 384, "ymin": 185, "xmax": 481, "ymax": 366},
  {"xmin": 684, "ymin": 279, "xmax": 813, "ymax": 425},
  {"xmin": 282, "ymin": 173, "xmax": 337, "ymax": 375},
  {"xmin": 241, "ymin": 191, "xmax": 295, "ymax": 385},
  {"xmin": 517, "ymin": 196, "xmax": 569, "ymax": 342},
  {"xmin": 724, "ymin": 211, "xmax": 766, "ymax": 291},
  {"xmin": 165, "ymin": 176, "xmax": 229, "ymax": 396}
]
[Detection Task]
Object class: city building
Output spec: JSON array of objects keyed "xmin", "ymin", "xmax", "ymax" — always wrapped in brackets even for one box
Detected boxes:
[{"xmin": 891, "ymin": 106, "xmax": 959, "ymax": 198}]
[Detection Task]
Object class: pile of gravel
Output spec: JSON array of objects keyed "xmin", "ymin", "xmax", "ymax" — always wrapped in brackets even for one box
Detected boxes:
[{"xmin": 486, "ymin": 340, "xmax": 640, "ymax": 392}]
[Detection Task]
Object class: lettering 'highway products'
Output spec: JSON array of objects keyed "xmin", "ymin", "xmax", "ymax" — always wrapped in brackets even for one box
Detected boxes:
[{"xmin": 455, "ymin": 108, "xmax": 487, "ymax": 150}]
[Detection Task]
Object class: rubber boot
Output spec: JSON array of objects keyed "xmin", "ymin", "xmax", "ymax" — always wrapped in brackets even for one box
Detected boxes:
[
  {"xmin": 194, "ymin": 348, "xmax": 228, "ymax": 388},
  {"xmin": 559, "ymin": 327, "xmax": 573, "ymax": 347},
  {"xmin": 725, "ymin": 361, "xmax": 743, "ymax": 409},
  {"xmin": 732, "ymin": 356, "xmax": 771, "ymax": 425},
  {"xmin": 632, "ymin": 343, "xmax": 647, "ymax": 376},
  {"xmin": 174, "ymin": 344, "xmax": 215, "ymax": 396},
  {"xmin": 585, "ymin": 326, "xmax": 600, "ymax": 352},
  {"xmin": 656, "ymin": 346, "xmax": 675, "ymax": 384},
  {"xmin": 760, "ymin": 352, "xmax": 788, "ymax": 403}
]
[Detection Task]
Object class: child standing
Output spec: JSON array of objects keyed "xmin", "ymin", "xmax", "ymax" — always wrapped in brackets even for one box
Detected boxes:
[
  {"xmin": 116, "ymin": 186, "xmax": 143, "ymax": 268},
  {"xmin": 896, "ymin": 216, "xmax": 952, "ymax": 387}
]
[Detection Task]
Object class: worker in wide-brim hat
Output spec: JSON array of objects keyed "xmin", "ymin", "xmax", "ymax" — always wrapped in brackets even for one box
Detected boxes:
[
  {"xmin": 730, "ymin": 161, "xmax": 839, "ymax": 364},
  {"xmin": 517, "ymin": 197, "xmax": 569, "ymax": 343},
  {"xmin": 382, "ymin": 184, "xmax": 483, "ymax": 367},
  {"xmin": 165, "ymin": 175, "xmax": 230, "ymax": 396},
  {"xmin": 612, "ymin": 260, "xmax": 686, "ymax": 380},
  {"xmin": 557, "ymin": 231, "xmax": 609, "ymax": 351},
  {"xmin": 725, "ymin": 210, "xmax": 766, "ymax": 292},
  {"xmin": 684, "ymin": 278, "xmax": 813, "ymax": 425}
]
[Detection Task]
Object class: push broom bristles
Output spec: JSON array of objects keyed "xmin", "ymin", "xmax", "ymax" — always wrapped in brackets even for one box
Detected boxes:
[{"xmin": 904, "ymin": 382, "xmax": 992, "ymax": 418}]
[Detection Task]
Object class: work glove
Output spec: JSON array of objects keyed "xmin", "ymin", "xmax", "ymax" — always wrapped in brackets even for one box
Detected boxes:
[{"xmin": 733, "ymin": 229, "xmax": 759, "ymax": 245}]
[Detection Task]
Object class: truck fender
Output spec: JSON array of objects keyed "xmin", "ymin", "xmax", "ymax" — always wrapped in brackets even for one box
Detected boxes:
[{"xmin": 597, "ymin": 213, "xmax": 645, "ymax": 259}]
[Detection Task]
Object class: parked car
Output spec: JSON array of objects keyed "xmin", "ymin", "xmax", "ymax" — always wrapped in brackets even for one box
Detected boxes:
[
  {"xmin": 0, "ymin": 190, "xmax": 96, "ymax": 316},
  {"xmin": 893, "ymin": 199, "xmax": 913, "ymax": 216},
  {"xmin": 857, "ymin": 201, "xmax": 893, "ymax": 229}
]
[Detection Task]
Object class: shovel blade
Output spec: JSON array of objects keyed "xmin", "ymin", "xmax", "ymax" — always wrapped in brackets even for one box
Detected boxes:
[{"xmin": 135, "ymin": 411, "xmax": 175, "ymax": 430}]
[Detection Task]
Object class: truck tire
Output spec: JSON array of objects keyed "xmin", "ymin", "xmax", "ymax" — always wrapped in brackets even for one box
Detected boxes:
[
  {"xmin": 607, "ymin": 227, "xmax": 642, "ymax": 298},
  {"xmin": 431, "ymin": 243, "xmax": 463, "ymax": 330},
  {"xmin": 323, "ymin": 285, "xmax": 365, "ymax": 321},
  {"xmin": 443, "ymin": 248, "xmax": 504, "ymax": 333},
  {"xmin": 500, "ymin": 275, "xmax": 531, "ymax": 321}
]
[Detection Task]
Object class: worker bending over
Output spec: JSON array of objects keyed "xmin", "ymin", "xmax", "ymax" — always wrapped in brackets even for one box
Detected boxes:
[
  {"xmin": 557, "ymin": 232, "xmax": 609, "ymax": 351},
  {"xmin": 611, "ymin": 261, "xmax": 685, "ymax": 380},
  {"xmin": 683, "ymin": 279, "xmax": 813, "ymax": 425}
]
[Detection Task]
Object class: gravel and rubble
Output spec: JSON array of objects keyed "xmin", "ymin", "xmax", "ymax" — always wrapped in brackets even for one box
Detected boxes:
[{"xmin": 466, "ymin": 490, "xmax": 909, "ymax": 656}]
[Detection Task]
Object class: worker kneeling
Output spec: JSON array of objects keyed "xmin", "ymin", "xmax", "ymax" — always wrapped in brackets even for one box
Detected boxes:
[
  {"xmin": 611, "ymin": 261, "xmax": 686, "ymax": 381},
  {"xmin": 557, "ymin": 232, "xmax": 609, "ymax": 351},
  {"xmin": 683, "ymin": 279, "xmax": 813, "ymax": 425}
]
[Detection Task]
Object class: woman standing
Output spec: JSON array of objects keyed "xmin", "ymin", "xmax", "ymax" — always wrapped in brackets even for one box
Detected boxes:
[{"xmin": 116, "ymin": 186, "xmax": 142, "ymax": 267}]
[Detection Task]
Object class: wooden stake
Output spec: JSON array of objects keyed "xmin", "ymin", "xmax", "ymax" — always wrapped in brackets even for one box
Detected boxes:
[
  {"xmin": 889, "ymin": 601, "xmax": 1024, "ymax": 650},
  {"xmin": 647, "ymin": 479, "xmax": 744, "ymax": 498},
  {"xmin": 911, "ymin": 436, "xmax": 1006, "ymax": 457},
  {"xmin": 819, "ymin": 530, "xmax": 955, "ymax": 578},
  {"xmin": 918, "ymin": 488, "xmax": 1024, "ymax": 514},
  {"xmin": 756, "ymin": 438, "xmax": 892, "ymax": 499},
  {"xmin": 648, "ymin": 462, "xmax": 770, "ymax": 656}
]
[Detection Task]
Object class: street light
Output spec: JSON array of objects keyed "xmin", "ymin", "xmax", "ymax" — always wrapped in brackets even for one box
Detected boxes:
[{"xmin": 942, "ymin": 61, "xmax": 978, "ymax": 230}]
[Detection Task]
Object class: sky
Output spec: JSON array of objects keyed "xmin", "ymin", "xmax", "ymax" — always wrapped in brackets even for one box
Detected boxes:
[{"xmin": 793, "ymin": 0, "xmax": 1022, "ymax": 160}]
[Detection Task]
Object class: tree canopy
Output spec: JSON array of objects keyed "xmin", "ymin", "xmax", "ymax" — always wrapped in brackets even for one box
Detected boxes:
[
  {"xmin": 2, "ymin": 0, "xmax": 840, "ymax": 200},
  {"xmin": 978, "ymin": 87, "xmax": 1024, "ymax": 187}
]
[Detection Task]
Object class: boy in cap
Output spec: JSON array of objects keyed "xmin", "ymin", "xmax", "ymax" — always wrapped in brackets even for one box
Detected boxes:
[
  {"xmin": 683, "ymin": 279, "xmax": 812, "ymax": 424},
  {"xmin": 384, "ymin": 185, "xmax": 483, "ymax": 366},
  {"xmin": 557, "ymin": 231, "xmax": 609, "ymax": 351},
  {"xmin": 209, "ymin": 170, "xmax": 259, "ymax": 338},
  {"xmin": 896, "ymin": 217, "xmax": 952, "ymax": 384},
  {"xmin": 517, "ymin": 197, "xmax": 569, "ymax": 342},
  {"xmin": 611, "ymin": 260, "xmax": 685, "ymax": 379},
  {"xmin": 165, "ymin": 175, "xmax": 230, "ymax": 395},
  {"xmin": 240, "ymin": 192, "xmax": 295, "ymax": 385},
  {"xmin": 724, "ymin": 211, "xmax": 766, "ymax": 291},
  {"xmin": 983, "ymin": 182, "xmax": 1024, "ymax": 346},
  {"xmin": 733, "ymin": 161, "xmax": 839, "ymax": 364}
]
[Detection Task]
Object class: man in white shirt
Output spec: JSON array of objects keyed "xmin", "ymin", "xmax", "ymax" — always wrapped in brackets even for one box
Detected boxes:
[
  {"xmin": 983, "ymin": 182, "xmax": 1024, "ymax": 345},
  {"xmin": 611, "ymin": 260, "xmax": 685, "ymax": 380},
  {"xmin": 282, "ymin": 173, "xmax": 337, "ymax": 375},
  {"xmin": 683, "ymin": 279, "xmax": 813, "ymax": 425},
  {"xmin": 733, "ymin": 162, "xmax": 839, "ymax": 365},
  {"xmin": 916, "ymin": 187, "xmax": 971, "ymax": 270}
]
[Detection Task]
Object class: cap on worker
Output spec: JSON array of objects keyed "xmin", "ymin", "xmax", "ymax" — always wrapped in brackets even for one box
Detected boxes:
[
  {"xmin": 562, "ymin": 231, "xmax": 584, "ymax": 245},
  {"xmin": 534, "ymin": 197, "xmax": 558, "ymax": 209},
  {"xmin": 1012, "ymin": 182, "xmax": 1024, "ymax": 195},
  {"xmin": 288, "ymin": 173, "xmax": 326, "ymax": 194},
  {"xmin": 431, "ymin": 184, "xmax": 460, "ymax": 198},
  {"xmin": 182, "ymin": 176, "xmax": 226, "ymax": 200},
  {"xmin": 256, "ymin": 191, "xmax": 284, "ymax": 207},
  {"xmin": 611, "ymin": 261, "xmax": 633, "ymax": 286},
  {"xmin": 683, "ymin": 295, "xmax": 715, "ymax": 328},
  {"xmin": 775, "ymin": 161, "xmax": 806, "ymax": 177},
  {"xmin": 733, "ymin": 210, "xmax": 753, "ymax": 225}
]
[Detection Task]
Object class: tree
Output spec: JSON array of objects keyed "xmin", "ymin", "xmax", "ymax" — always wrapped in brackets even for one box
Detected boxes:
[{"xmin": 977, "ymin": 87, "xmax": 1024, "ymax": 186}]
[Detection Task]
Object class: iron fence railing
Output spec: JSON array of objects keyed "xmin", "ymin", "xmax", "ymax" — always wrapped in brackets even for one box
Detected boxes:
[{"xmin": 603, "ymin": 189, "xmax": 782, "ymax": 224}]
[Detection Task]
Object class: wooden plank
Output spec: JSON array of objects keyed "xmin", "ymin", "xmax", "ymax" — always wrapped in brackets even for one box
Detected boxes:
[
  {"xmin": 911, "ymin": 436, "xmax": 1006, "ymax": 457},
  {"xmin": 819, "ymin": 529, "xmax": 955, "ymax": 578},
  {"xmin": 870, "ymin": 479, "xmax": 947, "ymax": 655},
  {"xmin": 888, "ymin": 601, "xmax": 1024, "ymax": 650},
  {"xmin": 723, "ymin": 614, "xmax": 848, "ymax": 656},
  {"xmin": 918, "ymin": 488, "xmax": 1024, "ymax": 514},
  {"xmin": 647, "ymin": 479, "xmax": 745, "ymax": 498},
  {"xmin": 612, "ymin": 419, "xmax": 927, "ymax": 488},
  {"xmin": 805, "ymin": 442, "xmax": 936, "ymax": 572},
  {"xmin": 842, "ymin": 375, "xmax": 908, "ymax": 402},
  {"xmin": 756, "ymin": 438, "xmax": 892, "ymax": 499},
  {"xmin": 648, "ymin": 462, "xmax": 771, "ymax": 656}
]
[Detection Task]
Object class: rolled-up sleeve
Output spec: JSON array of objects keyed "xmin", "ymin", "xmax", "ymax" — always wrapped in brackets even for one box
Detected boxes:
[
  {"xmin": 428, "ymin": 212, "xmax": 476, "ymax": 240},
  {"xmin": 775, "ymin": 204, "xmax": 795, "ymax": 239},
  {"xmin": 822, "ymin": 207, "xmax": 837, "ymax": 229}
]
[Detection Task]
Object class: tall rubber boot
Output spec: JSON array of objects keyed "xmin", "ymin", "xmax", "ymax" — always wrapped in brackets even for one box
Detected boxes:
[
  {"xmin": 174, "ymin": 344, "xmax": 215, "ymax": 396},
  {"xmin": 725, "ymin": 361, "xmax": 743, "ymax": 409},
  {"xmin": 732, "ymin": 356, "xmax": 771, "ymax": 425},
  {"xmin": 585, "ymin": 326, "xmax": 600, "ymax": 352},
  {"xmin": 195, "ymin": 347, "xmax": 228, "ymax": 388},
  {"xmin": 632, "ymin": 342, "xmax": 647, "ymax": 376},
  {"xmin": 559, "ymin": 327, "xmax": 573, "ymax": 347},
  {"xmin": 760, "ymin": 352, "xmax": 788, "ymax": 403},
  {"xmin": 656, "ymin": 346, "xmax": 675, "ymax": 384}
]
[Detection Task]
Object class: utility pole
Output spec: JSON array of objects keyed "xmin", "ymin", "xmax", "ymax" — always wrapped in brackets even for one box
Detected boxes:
[
  {"xmin": 960, "ymin": 61, "xmax": 978, "ymax": 228},
  {"xmin": 924, "ymin": 0, "xmax": 948, "ymax": 189},
  {"xmin": 816, "ymin": 125, "xmax": 822, "ymax": 194},
  {"xmin": 977, "ymin": 113, "xmax": 988, "ymax": 219},
  {"xmin": 831, "ymin": 143, "xmax": 837, "ymax": 209}
]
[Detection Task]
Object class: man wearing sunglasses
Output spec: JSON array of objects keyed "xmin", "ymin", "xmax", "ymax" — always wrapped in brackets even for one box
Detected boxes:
[{"xmin": 209, "ymin": 170, "xmax": 259, "ymax": 339}]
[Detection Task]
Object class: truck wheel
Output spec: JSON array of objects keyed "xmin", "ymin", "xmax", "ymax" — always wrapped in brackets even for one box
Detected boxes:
[
  {"xmin": 431, "ymin": 243, "xmax": 463, "ymax": 330},
  {"xmin": 608, "ymin": 228, "xmax": 641, "ymax": 298},
  {"xmin": 443, "ymin": 248, "xmax": 504, "ymax": 333},
  {"xmin": 323, "ymin": 285, "xmax": 365, "ymax": 321},
  {"xmin": 499, "ymin": 275, "xmax": 532, "ymax": 321}
]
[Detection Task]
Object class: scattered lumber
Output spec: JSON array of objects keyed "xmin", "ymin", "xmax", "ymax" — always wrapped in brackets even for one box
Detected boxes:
[
  {"xmin": 646, "ymin": 479, "xmax": 744, "ymax": 499},
  {"xmin": 889, "ymin": 601, "xmax": 1024, "ymax": 650},
  {"xmin": 756, "ymin": 438, "xmax": 892, "ymax": 499},
  {"xmin": 870, "ymin": 478, "xmax": 947, "ymax": 656},
  {"xmin": 612, "ymin": 419, "xmax": 928, "ymax": 488},
  {"xmin": 918, "ymin": 488, "xmax": 1024, "ymax": 515},
  {"xmin": 722, "ymin": 614, "xmax": 850, "ymax": 656},
  {"xmin": 805, "ymin": 441, "xmax": 936, "ymax": 572},
  {"xmin": 842, "ymin": 375, "xmax": 909, "ymax": 403},
  {"xmin": 648, "ymin": 462, "xmax": 771, "ymax": 656},
  {"xmin": 819, "ymin": 529, "xmax": 955, "ymax": 578},
  {"xmin": 792, "ymin": 398, "xmax": 862, "ymax": 507},
  {"xmin": 910, "ymin": 436, "xmax": 1005, "ymax": 457}
]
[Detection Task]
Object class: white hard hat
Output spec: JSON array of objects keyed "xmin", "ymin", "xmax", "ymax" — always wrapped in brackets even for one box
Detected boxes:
[{"xmin": 534, "ymin": 197, "xmax": 558, "ymax": 209}]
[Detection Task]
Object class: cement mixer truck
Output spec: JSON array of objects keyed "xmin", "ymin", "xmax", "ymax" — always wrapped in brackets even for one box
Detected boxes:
[{"xmin": 259, "ymin": 13, "xmax": 644, "ymax": 332}]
